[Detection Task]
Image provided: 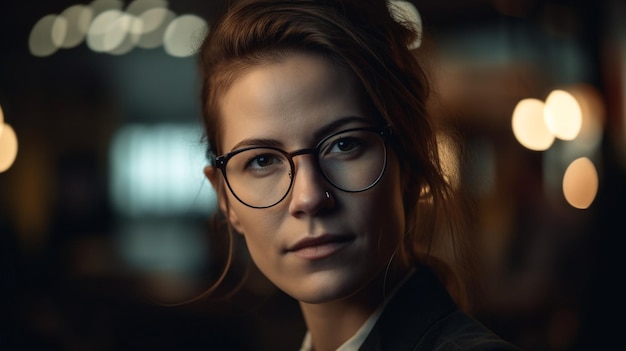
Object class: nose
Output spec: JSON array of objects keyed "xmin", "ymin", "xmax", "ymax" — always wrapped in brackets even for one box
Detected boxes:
[{"xmin": 287, "ymin": 154, "xmax": 335, "ymax": 217}]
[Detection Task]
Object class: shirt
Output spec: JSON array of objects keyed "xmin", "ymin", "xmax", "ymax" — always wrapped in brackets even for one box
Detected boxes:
[{"xmin": 298, "ymin": 269, "xmax": 416, "ymax": 351}]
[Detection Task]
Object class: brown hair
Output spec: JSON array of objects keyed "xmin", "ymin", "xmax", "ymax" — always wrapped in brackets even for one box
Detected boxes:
[{"xmin": 198, "ymin": 0, "xmax": 478, "ymax": 311}]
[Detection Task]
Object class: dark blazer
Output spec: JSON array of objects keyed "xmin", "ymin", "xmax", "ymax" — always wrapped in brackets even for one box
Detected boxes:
[{"xmin": 359, "ymin": 267, "xmax": 520, "ymax": 351}]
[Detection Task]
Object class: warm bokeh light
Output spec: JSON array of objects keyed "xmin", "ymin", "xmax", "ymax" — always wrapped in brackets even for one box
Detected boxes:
[
  {"xmin": 567, "ymin": 84, "xmax": 605, "ymax": 154},
  {"xmin": 162, "ymin": 15, "xmax": 208, "ymax": 58},
  {"xmin": 389, "ymin": 0, "xmax": 422, "ymax": 49},
  {"xmin": 562, "ymin": 157, "xmax": 598, "ymax": 209},
  {"xmin": 437, "ymin": 132, "xmax": 461, "ymax": 188},
  {"xmin": 512, "ymin": 98, "xmax": 555, "ymax": 151},
  {"xmin": 544, "ymin": 89, "xmax": 583, "ymax": 141},
  {"xmin": 0, "ymin": 123, "xmax": 19, "ymax": 173},
  {"xmin": 0, "ymin": 103, "xmax": 4, "ymax": 135}
]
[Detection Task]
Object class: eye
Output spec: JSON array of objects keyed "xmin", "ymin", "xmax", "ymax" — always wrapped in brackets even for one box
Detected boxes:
[
  {"xmin": 320, "ymin": 135, "xmax": 369, "ymax": 162},
  {"xmin": 330, "ymin": 138, "xmax": 360, "ymax": 153},
  {"xmin": 245, "ymin": 153, "xmax": 282, "ymax": 169}
]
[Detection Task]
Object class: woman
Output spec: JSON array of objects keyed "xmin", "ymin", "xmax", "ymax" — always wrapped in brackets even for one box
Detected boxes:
[{"xmin": 199, "ymin": 0, "xmax": 519, "ymax": 349}]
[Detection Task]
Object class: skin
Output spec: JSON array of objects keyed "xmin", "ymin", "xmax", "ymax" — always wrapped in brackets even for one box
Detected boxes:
[{"xmin": 205, "ymin": 52, "xmax": 410, "ymax": 350}]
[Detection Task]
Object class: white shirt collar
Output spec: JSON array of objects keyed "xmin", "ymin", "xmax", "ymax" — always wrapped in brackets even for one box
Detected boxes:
[
  {"xmin": 298, "ymin": 307, "xmax": 382, "ymax": 351},
  {"xmin": 298, "ymin": 268, "xmax": 416, "ymax": 351}
]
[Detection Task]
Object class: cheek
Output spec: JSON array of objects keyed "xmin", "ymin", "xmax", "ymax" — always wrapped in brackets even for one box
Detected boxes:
[
  {"xmin": 228, "ymin": 197, "xmax": 283, "ymax": 245},
  {"xmin": 378, "ymin": 160, "xmax": 405, "ymax": 223},
  {"xmin": 231, "ymin": 207, "xmax": 273, "ymax": 263},
  {"xmin": 229, "ymin": 204, "xmax": 289, "ymax": 280},
  {"xmin": 369, "ymin": 165, "xmax": 407, "ymax": 266},
  {"xmin": 353, "ymin": 161, "xmax": 406, "ymax": 241}
]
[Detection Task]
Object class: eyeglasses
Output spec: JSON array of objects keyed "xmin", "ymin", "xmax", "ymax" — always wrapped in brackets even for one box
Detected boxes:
[{"xmin": 213, "ymin": 126, "xmax": 391, "ymax": 208}]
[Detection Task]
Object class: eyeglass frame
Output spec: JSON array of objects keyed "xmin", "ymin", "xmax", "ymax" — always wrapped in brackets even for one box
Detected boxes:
[{"xmin": 211, "ymin": 125, "xmax": 393, "ymax": 209}]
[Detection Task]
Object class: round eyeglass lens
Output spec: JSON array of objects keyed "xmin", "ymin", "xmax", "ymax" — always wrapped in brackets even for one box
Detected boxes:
[
  {"xmin": 318, "ymin": 129, "xmax": 386, "ymax": 192},
  {"xmin": 224, "ymin": 148, "xmax": 293, "ymax": 208}
]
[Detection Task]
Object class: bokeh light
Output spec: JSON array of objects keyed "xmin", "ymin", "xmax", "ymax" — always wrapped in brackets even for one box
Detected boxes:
[
  {"xmin": 544, "ymin": 89, "xmax": 583, "ymax": 141},
  {"xmin": 87, "ymin": 9, "xmax": 133, "ymax": 53},
  {"xmin": 29, "ymin": 14, "xmax": 61, "ymax": 57},
  {"xmin": 133, "ymin": 8, "xmax": 176, "ymax": 49},
  {"xmin": 0, "ymin": 124, "xmax": 19, "ymax": 173},
  {"xmin": 162, "ymin": 15, "xmax": 208, "ymax": 58},
  {"xmin": 55, "ymin": 5, "xmax": 94, "ymax": 49},
  {"xmin": 0, "ymin": 103, "xmax": 4, "ymax": 135},
  {"xmin": 567, "ymin": 84, "xmax": 605, "ymax": 155},
  {"xmin": 562, "ymin": 157, "xmax": 598, "ymax": 209},
  {"xmin": 89, "ymin": 0, "xmax": 124, "ymax": 15},
  {"xmin": 126, "ymin": 0, "xmax": 168, "ymax": 18},
  {"xmin": 28, "ymin": 0, "xmax": 204, "ymax": 58},
  {"xmin": 512, "ymin": 98, "xmax": 555, "ymax": 151},
  {"xmin": 389, "ymin": 0, "xmax": 422, "ymax": 49},
  {"xmin": 109, "ymin": 123, "xmax": 216, "ymax": 217},
  {"xmin": 437, "ymin": 132, "xmax": 461, "ymax": 188}
]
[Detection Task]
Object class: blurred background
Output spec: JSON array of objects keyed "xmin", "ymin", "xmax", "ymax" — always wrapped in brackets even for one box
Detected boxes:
[{"xmin": 1, "ymin": 0, "xmax": 624, "ymax": 350}]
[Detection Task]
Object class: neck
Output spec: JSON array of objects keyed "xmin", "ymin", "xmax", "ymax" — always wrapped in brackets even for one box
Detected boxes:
[{"xmin": 299, "ymin": 262, "xmax": 412, "ymax": 351}]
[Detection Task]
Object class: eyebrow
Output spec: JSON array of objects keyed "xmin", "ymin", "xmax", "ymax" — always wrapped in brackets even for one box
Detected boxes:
[
  {"xmin": 228, "ymin": 115, "xmax": 374, "ymax": 152},
  {"xmin": 230, "ymin": 138, "xmax": 283, "ymax": 151}
]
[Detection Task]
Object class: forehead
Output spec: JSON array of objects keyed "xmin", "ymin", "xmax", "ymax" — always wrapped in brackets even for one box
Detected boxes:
[{"xmin": 217, "ymin": 52, "xmax": 374, "ymax": 152}]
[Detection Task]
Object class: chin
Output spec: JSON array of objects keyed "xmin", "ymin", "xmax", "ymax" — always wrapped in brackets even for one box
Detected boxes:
[{"xmin": 281, "ymin": 269, "xmax": 371, "ymax": 304}]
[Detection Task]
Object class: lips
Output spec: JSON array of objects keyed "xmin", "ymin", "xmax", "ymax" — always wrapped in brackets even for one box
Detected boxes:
[{"xmin": 286, "ymin": 234, "xmax": 355, "ymax": 260}]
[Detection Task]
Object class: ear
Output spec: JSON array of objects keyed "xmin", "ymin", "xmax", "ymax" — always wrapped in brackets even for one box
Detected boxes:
[{"xmin": 204, "ymin": 165, "xmax": 245, "ymax": 234}]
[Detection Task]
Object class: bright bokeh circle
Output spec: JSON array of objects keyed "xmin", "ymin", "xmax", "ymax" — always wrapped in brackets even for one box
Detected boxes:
[
  {"xmin": 0, "ymin": 103, "xmax": 4, "ymax": 135},
  {"xmin": 163, "ymin": 15, "xmax": 208, "ymax": 58},
  {"xmin": 512, "ymin": 98, "xmax": 555, "ymax": 151},
  {"xmin": 562, "ymin": 157, "xmax": 598, "ymax": 209},
  {"xmin": 0, "ymin": 124, "xmax": 18, "ymax": 173},
  {"xmin": 29, "ymin": 14, "xmax": 61, "ymax": 57},
  {"xmin": 544, "ymin": 90, "xmax": 583, "ymax": 141}
]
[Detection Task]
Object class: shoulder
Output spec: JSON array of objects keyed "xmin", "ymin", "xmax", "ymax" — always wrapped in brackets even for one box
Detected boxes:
[
  {"xmin": 416, "ymin": 310, "xmax": 520, "ymax": 351},
  {"xmin": 359, "ymin": 266, "xmax": 519, "ymax": 351}
]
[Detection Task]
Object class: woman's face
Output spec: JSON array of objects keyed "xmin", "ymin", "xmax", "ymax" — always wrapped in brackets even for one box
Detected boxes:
[{"xmin": 210, "ymin": 52, "xmax": 406, "ymax": 304}]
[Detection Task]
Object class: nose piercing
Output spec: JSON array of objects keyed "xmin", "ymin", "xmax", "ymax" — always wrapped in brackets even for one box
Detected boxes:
[{"xmin": 325, "ymin": 191, "xmax": 331, "ymax": 199}]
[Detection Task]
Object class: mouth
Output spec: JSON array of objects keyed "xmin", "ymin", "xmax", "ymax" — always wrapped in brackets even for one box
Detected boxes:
[{"xmin": 286, "ymin": 234, "xmax": 355, "ymax": 260}]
